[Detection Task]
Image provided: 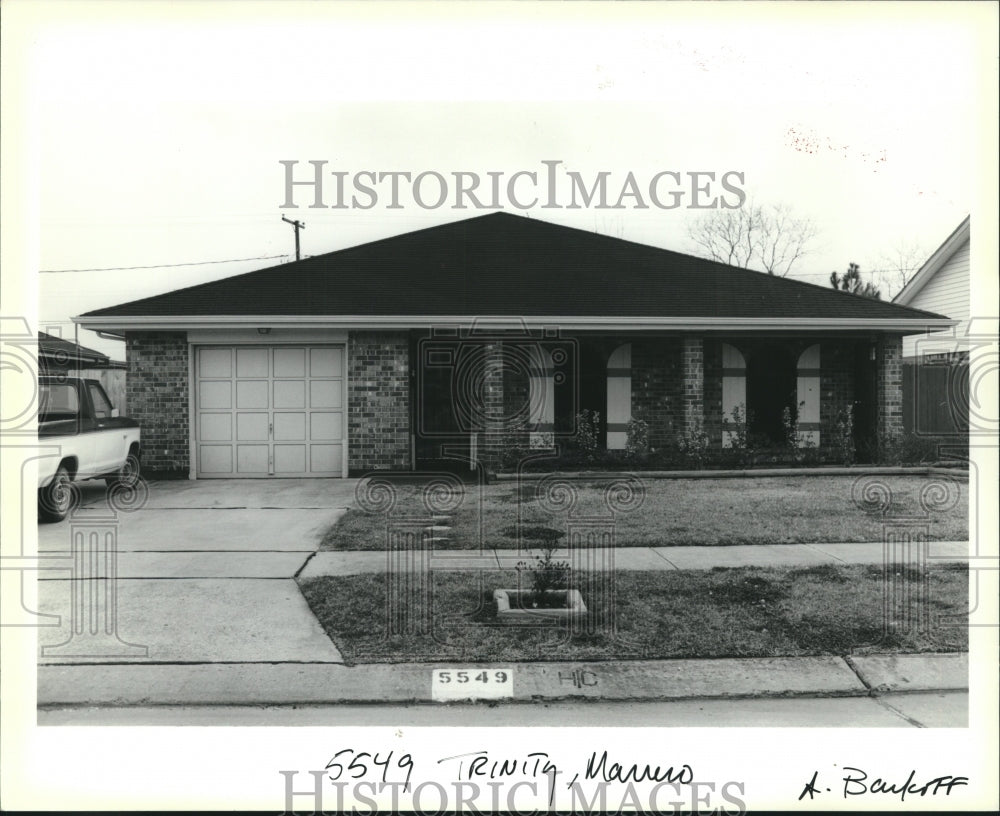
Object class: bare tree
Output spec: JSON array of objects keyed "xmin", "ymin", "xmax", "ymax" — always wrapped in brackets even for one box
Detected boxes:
[
  {"xmin": 686, "ymin": 201, "xmax": 817, "ymax": 276},
  {"xmin": 868, "ymin": 238, "xmax": 928, "ymax": 299}
]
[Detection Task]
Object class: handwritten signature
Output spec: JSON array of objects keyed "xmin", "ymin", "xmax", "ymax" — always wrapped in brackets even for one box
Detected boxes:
[{"xmin": 799, "ymin": 768, "xmax": 969, "ymax": 802}]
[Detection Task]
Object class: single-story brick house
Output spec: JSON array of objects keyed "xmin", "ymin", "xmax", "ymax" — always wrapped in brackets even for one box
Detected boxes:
[{"xmin": 75, "ymin": 213, "xmax": 954, "ymax": 478}]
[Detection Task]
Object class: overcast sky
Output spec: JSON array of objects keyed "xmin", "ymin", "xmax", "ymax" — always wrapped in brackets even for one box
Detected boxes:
[{"xmin": 6, "ymin": 2, "xmax": 995, "ymax": 359}]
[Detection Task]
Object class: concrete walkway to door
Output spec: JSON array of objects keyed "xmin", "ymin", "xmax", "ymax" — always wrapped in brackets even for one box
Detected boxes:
[{"xmin": 35, "ymin": 478, "xmax": 358, "ymax": 664}]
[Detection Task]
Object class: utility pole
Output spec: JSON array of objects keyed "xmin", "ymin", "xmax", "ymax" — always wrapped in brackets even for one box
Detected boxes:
[{"xmin": 281, "ymin": 215, "xmax": 305, "ymax": 261}]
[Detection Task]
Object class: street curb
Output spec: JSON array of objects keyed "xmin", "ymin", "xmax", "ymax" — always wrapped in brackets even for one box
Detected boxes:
[
  {"xmin": 37, "ymin": 653, "xmax": 967, "ymax": 708},
  {"xmin": 846, "ymin": 652, "xmax": 969, "ymax": 693},
  {"xmin": 494, "ymin": 466, "xmax": 968, "ymax": 481}
]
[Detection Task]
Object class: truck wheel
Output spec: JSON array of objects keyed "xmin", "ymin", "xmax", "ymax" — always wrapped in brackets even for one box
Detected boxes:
[
  {"xmin": 38, "ymin": 466, "xmax": 78, "ymax": 523},
  {"xmin": 106, "ymin": 452, "xmax": 141, "ymax": 489}
]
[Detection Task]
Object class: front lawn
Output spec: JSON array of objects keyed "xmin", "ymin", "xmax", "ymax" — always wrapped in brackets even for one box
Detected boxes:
[
  {"xmin": 322, "ymin": 475, "xmax": 967, "ymax": 550},
  {"xmin": 298, "ymin": 564, "xmax": 968, "ymax": 664}
]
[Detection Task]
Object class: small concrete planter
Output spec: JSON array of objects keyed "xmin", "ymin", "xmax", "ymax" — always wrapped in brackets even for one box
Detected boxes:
[{"xmin": 493, "ymin": 589, "xmax": 587, "ymax": 624}]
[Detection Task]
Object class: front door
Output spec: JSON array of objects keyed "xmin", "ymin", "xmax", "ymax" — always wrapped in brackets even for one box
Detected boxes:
[
  {"xmin": 412, "ymin": 334, "xmax": 472, "ymax": 471},
  {"xmin": 853, "ymin": 342, "xmax": 879, "ymax": 461}
]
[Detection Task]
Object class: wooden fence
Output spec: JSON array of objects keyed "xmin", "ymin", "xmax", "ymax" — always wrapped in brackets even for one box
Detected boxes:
[
  {"xmin": 77, "ymin": 368, "xmax": 127, "ymax": 415},
  {"xmin": 902, "ymin": 361, "xmax": 968, "ymax": 435}
]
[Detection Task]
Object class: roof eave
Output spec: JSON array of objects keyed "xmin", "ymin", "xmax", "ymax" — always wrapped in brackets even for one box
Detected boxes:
[{"xmin": 74, "ymin": 314, "xmax": 958, "ymax": 335}]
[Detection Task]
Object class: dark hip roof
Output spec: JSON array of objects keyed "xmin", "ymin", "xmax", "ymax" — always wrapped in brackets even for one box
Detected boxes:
[
  {"xmin": 37, "ymin": 331, "xmax": 119, "ymax": 368},
  {"xmin": 82, "ymin": 212, "xmax": 948, "ymax": 321}
]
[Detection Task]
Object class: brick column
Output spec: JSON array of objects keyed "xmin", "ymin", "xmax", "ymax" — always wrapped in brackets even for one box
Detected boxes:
[
  {"xmin": 125, "ymin": 331, "xmax": 189, "ymax": 475},
  {"xmin": 480, "ymin": 341, "xmax": 506, "ymax": 470},
  {"xmin": 347, "ymin": 331, "xmax": 410, "ymax": 473},
  {"xmin": 877, "ymin": 335, "xmax": 903, "ymax": 444},
  {"xmin": 681, "ymin": 336, "xmax": 704, "ymax": 436}
]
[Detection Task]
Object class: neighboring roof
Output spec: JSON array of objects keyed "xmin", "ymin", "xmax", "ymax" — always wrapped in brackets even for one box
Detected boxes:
[
  {"xmin": 37, "ymin": 332, "xmax": 124, "ymax": 368},
  {"xmin": 893, "ymin": 215, "xmax": 970, "ymax": 307},
  {"xmin": 79, "ymin": 212, "xmax": 951, "ymax": 330}
]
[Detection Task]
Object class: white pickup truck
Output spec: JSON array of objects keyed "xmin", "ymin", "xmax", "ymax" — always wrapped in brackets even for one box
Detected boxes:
[{"xmin": 37, "ymin": 376, "xmax": 142, "ymax": 522}]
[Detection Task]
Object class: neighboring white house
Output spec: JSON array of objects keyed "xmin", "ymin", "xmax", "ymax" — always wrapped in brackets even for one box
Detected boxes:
[
  {"xmin": 893, "ymin": 216, "xmax": 970, "ymax": 360},
  {"xmin": 893, "ymin": 216, "xmax": 970, "ymax": 437}
]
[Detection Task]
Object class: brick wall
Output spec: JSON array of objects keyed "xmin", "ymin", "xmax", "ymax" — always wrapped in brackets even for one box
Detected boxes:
[
  {"xmin": 820, "ymin": 341, "xmax": 856, "ymax": 455},
  {"xmin": 877, "ymin": 335, "xmax": 904, "ymax": 442},
  {"xmin": 502, "ymin": 348, "xmax": 530, "ymax": 449},
  {"xmin": 348, "ymin": 331, "xmax": 410, "ymax": 473},
  {"xmin": 125, "ymin": 332, "xmax": 189, "ymax": 474},
  {"xmin": 631, "ymin": 338, "xmax": 683, "ymax": 450},
  {"xmin": 702, "ymin": 339, "xmax": 724, "ymax": 448},
  {"xmin": 478, "ymin": 342, "xmax": 507, "ymax": 469},
  {"xmin": 681, "ymin": 336, "xmax": 705, "ymax": 436}
]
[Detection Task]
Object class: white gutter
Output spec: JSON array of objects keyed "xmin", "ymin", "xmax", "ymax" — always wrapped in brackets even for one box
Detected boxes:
[{"xmin": 74, "ymin": 314, "xmax": 957, "ymax": 333}]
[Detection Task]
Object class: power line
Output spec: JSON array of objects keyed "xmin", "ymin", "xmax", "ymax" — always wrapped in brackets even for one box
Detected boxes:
[{"xmin": 39, "ymin": 253, "xmax": 289, "ymax": 274}]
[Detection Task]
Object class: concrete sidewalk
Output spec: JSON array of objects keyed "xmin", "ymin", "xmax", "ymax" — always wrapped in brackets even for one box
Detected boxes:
[{"xmin": 300, "ymin": 540, "xmax": 970, "ymax": 578}]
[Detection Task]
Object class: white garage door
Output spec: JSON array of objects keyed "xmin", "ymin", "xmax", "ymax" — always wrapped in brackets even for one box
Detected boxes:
[{"xmin": 195, "ymin": 345, "xmax": 345, "ymax": 478}]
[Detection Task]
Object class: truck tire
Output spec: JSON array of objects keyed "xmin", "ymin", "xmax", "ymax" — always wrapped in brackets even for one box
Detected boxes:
[
  {"xmin": 38, "ymin": 465, "xmax": 78, "ymax": 523},
  {"xmin": 106, "ymin": 452, "xmax": 141, "ymax": 489}
]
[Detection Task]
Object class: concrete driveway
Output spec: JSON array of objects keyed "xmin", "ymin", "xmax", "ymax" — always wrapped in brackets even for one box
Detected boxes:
[{"xmin": 36, "ymin": 478, "xmax": 357, "ymax": 664}]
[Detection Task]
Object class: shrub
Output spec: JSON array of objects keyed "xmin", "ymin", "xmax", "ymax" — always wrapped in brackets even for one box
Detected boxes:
[
  {"xmin": 781, "ymin": 405, "xmax": 797, "ymax": 451},
  {"xmin": 725, "ymin": 403, "xmax": 755, "ymax": 466},
  {"xmin": 677, "ymin": 415, "xmax": 711, "ymax": 468},
  {"xmin": 497, "ymin": 433, "xmax": 529, "ymax": 472},
  {"xmin": 570, "ymin": 409, "xmax": 601, "ymax": 462},
  {"xmin": 831, "ymin": 404, "xmax": 855, "ymax": 465},
  {"xmin": 782, "ymin": 401, "xmax": 818, "ymax": 463},
  {"xmin": 515, "ymin": 544, "xmax": 570, "ymax": 604},
  {"xmin": 881, "ymin": 432, "xmax": 953, "ymax": 465},
  {"xmin": 625, "ymin": 417, "xmax": 650, "ymax": 458}
]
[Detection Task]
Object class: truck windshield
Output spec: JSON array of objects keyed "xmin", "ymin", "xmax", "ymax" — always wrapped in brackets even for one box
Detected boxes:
[{"xmin": 39, "ymin": 383, "xmax": 80, "ymax": 421}]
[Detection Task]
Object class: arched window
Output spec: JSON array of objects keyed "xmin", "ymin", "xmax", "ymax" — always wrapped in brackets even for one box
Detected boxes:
[
  {"xmin": 796, "ymin": 344, "xmax": 821, "ymax": 447},
  {"xmin": 721, "ymin": 343, "xmax": 746, "ymax": 447},
  {"xmin": 606, "ymin": 343, "xmax": 631, "ymax": 450},
  {"xmin": 528, "ymin": 345, "xmax": 554, "ymax": 448}
]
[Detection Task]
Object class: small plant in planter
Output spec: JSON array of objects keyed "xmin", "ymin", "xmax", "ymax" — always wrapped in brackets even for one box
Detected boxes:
[
  {"xmin": 515, "ymin": 544, "xmax": 571, "ymax": 608},
  {"xmin": 494, "ymin": 544, "xmax": 587, "ymax": 622}
]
